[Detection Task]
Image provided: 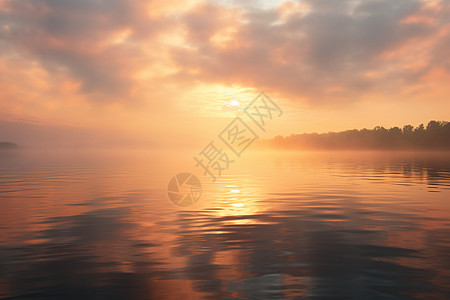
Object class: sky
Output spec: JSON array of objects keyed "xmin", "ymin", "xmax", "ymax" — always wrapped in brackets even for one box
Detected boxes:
[{"xmin": 0, "ymin": 0, "xmax": 449, "ymax": 147}]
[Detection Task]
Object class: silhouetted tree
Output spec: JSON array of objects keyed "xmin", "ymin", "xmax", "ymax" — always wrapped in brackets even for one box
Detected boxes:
[{"xmin": 269, "ymin": 121, "xmax": 450, "ymax": 150}]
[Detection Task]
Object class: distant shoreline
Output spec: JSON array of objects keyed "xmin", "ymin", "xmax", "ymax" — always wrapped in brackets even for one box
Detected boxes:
[
  {"xmin": 0, "ymin": 142, "xmax": 18, "ymax": 150},
  {"xmin": 264, "ymin": 120, "xmax": 450, "ymax": 151}
]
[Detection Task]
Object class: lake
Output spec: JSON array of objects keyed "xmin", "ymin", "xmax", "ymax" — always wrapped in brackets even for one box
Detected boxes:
[{"xmin": 0, "ymin": 149, "xmax": 449, "ymax": 299}]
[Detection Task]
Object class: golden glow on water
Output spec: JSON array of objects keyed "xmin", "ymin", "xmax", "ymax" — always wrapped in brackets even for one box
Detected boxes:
[{"xmin": 0, "ymin": 150, "xmax": 449, "ymax": 298}]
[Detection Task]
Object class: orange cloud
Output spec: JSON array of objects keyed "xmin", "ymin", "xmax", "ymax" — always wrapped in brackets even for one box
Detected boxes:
[{"xmin": 0, "ymin": 0, "xmax": 450, "ymax": 146}]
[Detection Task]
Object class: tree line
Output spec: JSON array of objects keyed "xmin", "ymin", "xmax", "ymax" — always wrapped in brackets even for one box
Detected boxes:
[{"xmin": 268, "ymin": 121, "xmax": 450, "ymax": 150}]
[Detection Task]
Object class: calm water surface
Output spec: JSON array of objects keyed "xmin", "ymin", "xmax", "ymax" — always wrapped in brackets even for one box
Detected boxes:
[{"xmin": 0, "ymin": 150, "xmax": 449, "ymax": 299}]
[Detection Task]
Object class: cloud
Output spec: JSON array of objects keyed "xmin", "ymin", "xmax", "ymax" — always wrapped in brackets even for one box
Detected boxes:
[
  {"xmin": 0, "ymin": 0, "xmax": 450, "ymax": 141},
  {"xmin": 0, "ymin": 0, "xmax": 173, "ymax": 102},
  {"xmin": 169, "ymin": 0, "xmax": 450, "ymax": 104}
]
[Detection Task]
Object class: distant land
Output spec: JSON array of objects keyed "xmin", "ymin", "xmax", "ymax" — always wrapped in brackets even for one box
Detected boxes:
[
  {"xmin": 0, "ymin": 142, "xmax": 18, "ymax": 150},
  {"xmin": 265, "ymin": 121, "xmax": 450, "ymax": 150}
]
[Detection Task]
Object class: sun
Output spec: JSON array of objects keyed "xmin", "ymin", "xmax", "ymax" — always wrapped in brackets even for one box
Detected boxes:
[{"xmin": 229, "ymin": 99, "xmax": 239, "ymax": 107}]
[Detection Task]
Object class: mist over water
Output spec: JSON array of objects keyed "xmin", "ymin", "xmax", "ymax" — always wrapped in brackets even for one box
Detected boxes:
[{"xmin": 0, "ymin": 149, "xmax": 449, "ymax": 299}]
